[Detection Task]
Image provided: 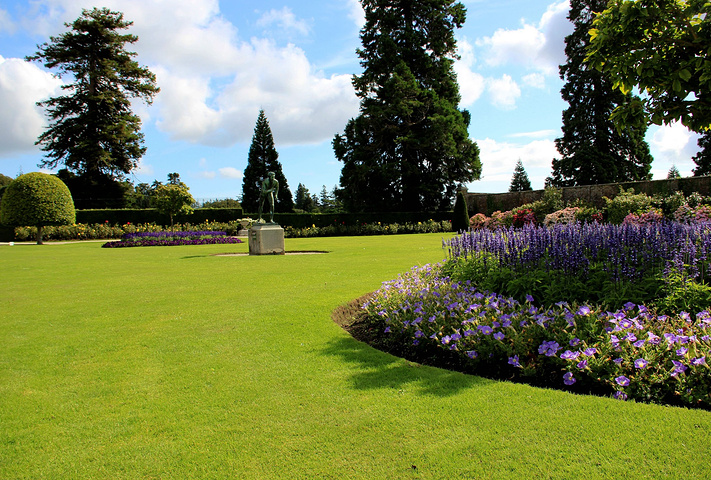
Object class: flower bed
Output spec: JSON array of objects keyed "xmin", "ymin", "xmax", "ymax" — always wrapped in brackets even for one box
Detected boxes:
[
  {"xmin": 363, "ymin": 263, "xmax": 711, "ymax": 409},
  {"xmin": 102, "ymin": 231, "xmax": 243, "ymax": 248}
]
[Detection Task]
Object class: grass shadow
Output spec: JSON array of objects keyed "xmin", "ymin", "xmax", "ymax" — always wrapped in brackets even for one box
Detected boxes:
[{"xmin": 326, "ymin": 295, "xmax": 492, "ymax": 397}]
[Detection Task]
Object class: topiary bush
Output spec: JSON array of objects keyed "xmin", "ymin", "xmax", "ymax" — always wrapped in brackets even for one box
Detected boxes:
[
  {"xmin": 452, "ymin": 190, "xmax": 469, "ymax": 233},
  {"xmin": 0, "ymin": 172, "xmax": 75, "ymax": 244}
]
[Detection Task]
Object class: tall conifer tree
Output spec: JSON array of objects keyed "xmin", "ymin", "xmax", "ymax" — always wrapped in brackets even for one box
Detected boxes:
[
  {"xmin": 333, "ymin": 0, "xmax": 481, "ymax": 212},
  {"xmin": 509, "ymin": 159, "xmax": 532, "ymax": 192},
  {"xmin": 241, "ymin": 110, "xmax": 293, "ymax": 213},
  {"xmin": 550, "ymin": 0, "xmax": 652, "ymax": 187},
  {"xmin": 27, "ymin": 8, "xmax": 159, "ymax": 179}
]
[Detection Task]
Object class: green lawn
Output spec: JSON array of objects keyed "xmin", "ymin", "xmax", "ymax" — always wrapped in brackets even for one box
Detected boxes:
[{"xmin": 2, "ymin": 234, "xmax": 710, "ymax": 479}]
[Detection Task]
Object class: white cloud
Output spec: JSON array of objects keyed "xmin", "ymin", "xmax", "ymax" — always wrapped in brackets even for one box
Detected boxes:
[
  {"xmin": 477, "ymin": 1, "xmax": 571, "ymax": 75},
  {"xmin": 0, "ymin": 8, "xmax": 16, "ymax": 34},
  {"xmin": 487, "ymin": 74, "xmax": 521, "ymax": 110},
  {"xmin": 468, "ymin": 137, "xmax": 558, "ymax": 191},
  {"xmin": 454, "ymin": 38, "xmax": 486, "ymax": 107},
  {"xmin": 0, "ymin": 56, "xmax": 63, "ymax": 157},
  {"xmin": 649, "ymin": 122, "xmax": 702, "ymax": 176},
  {"xmin": 197, "ymin": 171, "xmax": 216, "ymax": 179},
  {"xmin": 257, "ymin": 7, "xmax": 310, "ymax": 36},
  {"xmin": 346, "ymin": 0, "xmax": 366, "ymax": 30},
  {"xmin": 508, "ymin": 129, "xmax": 558, "ymax": 139},
  {"xmin": 135, "ymin": 159, "xmax": 154, "ymax": 176},
  {"xmin": 219, "ymin": 167, "xmax": 243, "ymax": 179},
  {"xmin": 523, "ymin": 73, "xmax": 546, "ymax": 89}
]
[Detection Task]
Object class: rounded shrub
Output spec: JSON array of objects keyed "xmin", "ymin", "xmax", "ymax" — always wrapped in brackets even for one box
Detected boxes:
[{"xmin": 0, "ymin": 172, "xmax": 75, "ymax": 244}]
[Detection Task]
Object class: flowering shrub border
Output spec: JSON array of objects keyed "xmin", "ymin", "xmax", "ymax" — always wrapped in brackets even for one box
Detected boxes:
[
  {"xmin": 363, "ymin": 264, "xmax": 711, "ymax": 409},
  {"xmin": 102, "ymin": 231, "xmax": 243, "ymax": 248}
]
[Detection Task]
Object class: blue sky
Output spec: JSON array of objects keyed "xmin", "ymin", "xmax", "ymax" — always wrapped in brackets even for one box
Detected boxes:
[{"xmin": 0, "ymin": 0, "xmax": 703, "ymax": 203}]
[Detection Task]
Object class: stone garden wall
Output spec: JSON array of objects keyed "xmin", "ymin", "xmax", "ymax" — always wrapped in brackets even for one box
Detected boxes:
[{"xmin": 465, "ymin": 176, "xmax": 711, "ymax": 216}]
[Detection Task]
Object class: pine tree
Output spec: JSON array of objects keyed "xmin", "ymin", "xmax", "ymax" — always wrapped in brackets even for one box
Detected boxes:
[
  {"xmin": 692, "ymin": 131, "xmax": 711, "ymax": 177},
  {"xmin": 550, "ymin": 0, "xmax": 652, "ymax": 187},
  {"xmin": 667, "ymin": 165, "xmax": 681, "ymax": 179},
  {"xmin": 26, "ymin": 8, "xmax": 159, "ymax": 179},
  {"xmin": 294, "ymin": 183, "xmax": 315, "ymax": 212},
  {"xmin": 333, "ymin": 0, "xmax": 480, "ymax": 212},
  {"xmin": 509, "ymin": 159, "xmax": 532, "ymax": 192},
  {"xmin": 241, "ymin": 110, "xmax": 294, "ymax": 213}
]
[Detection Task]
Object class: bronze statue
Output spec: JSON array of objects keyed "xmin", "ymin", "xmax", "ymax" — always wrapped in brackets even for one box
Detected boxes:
[{"xmin": 258, "ymin": 171, "xmax": 279, "ymax": 223}]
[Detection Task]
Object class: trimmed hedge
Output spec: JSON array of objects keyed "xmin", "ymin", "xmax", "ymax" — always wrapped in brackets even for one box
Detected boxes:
[
  {"xmin": 76, "ymin": 207, "xmax": 243, "ymax": 225},
  {"xmin": 247, "ymin": 211, "xmax": 453, "ymax": 229}
]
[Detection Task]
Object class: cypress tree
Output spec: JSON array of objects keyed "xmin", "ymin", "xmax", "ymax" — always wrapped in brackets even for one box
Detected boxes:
[
  {"xmin": 550, "ymin": 0, "xmax": 652, "ymax": 187},
  {"xmin": 452, "ymin": 190, "xmax": 469, "ymax": 233},
  {"xmin": 509, "ymin": 159, "xmax": 532, "ymax": 192},
  {"xmin": 333, "ymin": 0, "xmax": 481, "ymax": 212},
  {"xmin": 241, "ymin": 110, "xmax": 294, "ymax": 213}
]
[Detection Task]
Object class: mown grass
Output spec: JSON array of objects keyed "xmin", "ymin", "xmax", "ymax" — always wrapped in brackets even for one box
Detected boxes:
[{"xmin": 1, "ymin": 234, "xmax": 711, "ymax": 479}]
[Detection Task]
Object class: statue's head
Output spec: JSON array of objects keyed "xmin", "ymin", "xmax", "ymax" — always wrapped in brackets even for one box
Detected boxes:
[{"xmin": 268, "ymin": 171, "xmax": 275, "ymax": 179}]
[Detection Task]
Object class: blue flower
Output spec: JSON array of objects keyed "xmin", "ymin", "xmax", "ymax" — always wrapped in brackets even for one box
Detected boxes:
[
  {"xmin": 478, "ymin": 325, "xmax": 493, "ymax": 335},
  {"xmin": 466, "ymin": 350, "xmax": 478, "ymax": 359},
  {"xmin": 615, "ymin": 375, "xmax": 630, "ymax": 387},
  {"xmin": 560, "ymin": 350, "xmax": 580, "ymax": 361},
  {"xmin": 691, "ymin": 357, "xmax": 707, "ymax": 366},
  {"xmin": 525, "ymin": 294, "xmax": 535, "ymax": 303},
  {"xmin": 563, "ymin": 372, "xmax": 576, "ymax": 385},
  {"xmin": 493, "ymin": 332, "xmax": 505, "ymax": 341},
  {"xmin": 508, "ymin": 355, "xmax": 521, "ymax": 368},
  {"xmin": 577, "ymin": 306, "xmax": 592, "ymax": 316},
  {"xmin": 634, "ymin": 358, "xmax": 648, "ymax": 369}
]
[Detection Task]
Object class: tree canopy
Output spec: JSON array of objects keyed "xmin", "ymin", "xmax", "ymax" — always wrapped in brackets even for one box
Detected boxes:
[
  {"xmin": 333, "ymin": 0, "xmax": 480, "ymax": 212},
  {"xmin": 26, "ymin": 8, "xmax": 159, "ymax": 179},
  {"xmin": 550, "ymin": 0, "xmax": 652, "ymax": 187},
  {"xmin": 586, "ymin": 0, "xmax": 711, "ymax": 131},
  {"xmin": 241, "ymin": 110, "xmax": 293, "ymax": 213}
]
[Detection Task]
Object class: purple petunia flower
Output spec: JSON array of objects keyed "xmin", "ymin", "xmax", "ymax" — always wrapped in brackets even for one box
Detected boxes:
[
  {"xmin": 614, "ymin": 391, "xmax": 628, "ymax": 401},
  {"xmin": 478, "ymin": 325, "xmax": 493, "ymax": 335},
  {"xmin": 466, "ymin": 350, "xmax": 478, "ymax": 359},
  {"xmin": 538, "ymin": 340, "xmax": 561, "ymax": 357},
  {"xmin": 525, "ymin": 294, "xmax": 535, "ymax": 303},
  {"xmin": 577, "ymin": 306, "xmax": 592, "ymax": 316},
  {"xmin": 582, "ymin": 348, "xmax": 597, "ymax": 357},
  {"xmin": 671, "ymin": 360, "xmax": 688, "ymax": 377},
  {"xmin": 691, "ymin": 357, "xmax": 706, "ymax": 366},
  {"xmin": 676, "ymin": 347, "xmax": 689, "ymax": 356},
  {"xmin": 570, "ymin": 338, "xmax": 581, "ymax": 347},
  {"xmin": 633, "ymin": 339, "xmax": 646, "ymax": 348},
  {"xmin": 613, "ymin": 358, "xmax": 624, "ymax": 365},
  {"xmin": 576, "ymin": 359, "xmax": 588, "ymax": 370},
  {"xmin": 563, "ymin": 372, "xmax": 576, "ymax": 385},
  {"xmin": 384, "ymin": 327, "xmax": 391, "ymax": 333},
  {"xmin": 508, "ymin": 355, "xmax": 521, "ymax": 368},
  {"xmin": 615, "ymin": 375, "xmax": 630, "ymax": 387},
  {"xmin": 634, "ymin": 358, "xmax": 648, "ymax": 369},
  {"xmin": 561, "ymin": 350, "xmax": 580, "ymax": 361}
]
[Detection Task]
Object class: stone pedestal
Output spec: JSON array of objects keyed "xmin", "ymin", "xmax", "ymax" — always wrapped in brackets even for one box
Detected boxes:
[{"xmin": 248, "ymin": 224, "xmax": 285, "ymax": 255}]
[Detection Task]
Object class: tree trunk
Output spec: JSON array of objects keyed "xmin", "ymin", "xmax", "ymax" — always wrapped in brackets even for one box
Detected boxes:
[{"xmin": 36, "ymin": 225, "xmax": 44, "ymax": 245}]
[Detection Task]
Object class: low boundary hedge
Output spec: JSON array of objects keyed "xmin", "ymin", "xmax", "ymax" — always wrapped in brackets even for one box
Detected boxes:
[
  {"xmin": 246, "ymin": 211, "xmax": 453, "ymax": 229},
  {"xmin": 76, "ymin": 207, "xmax": 243, "ymax": 225}
]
